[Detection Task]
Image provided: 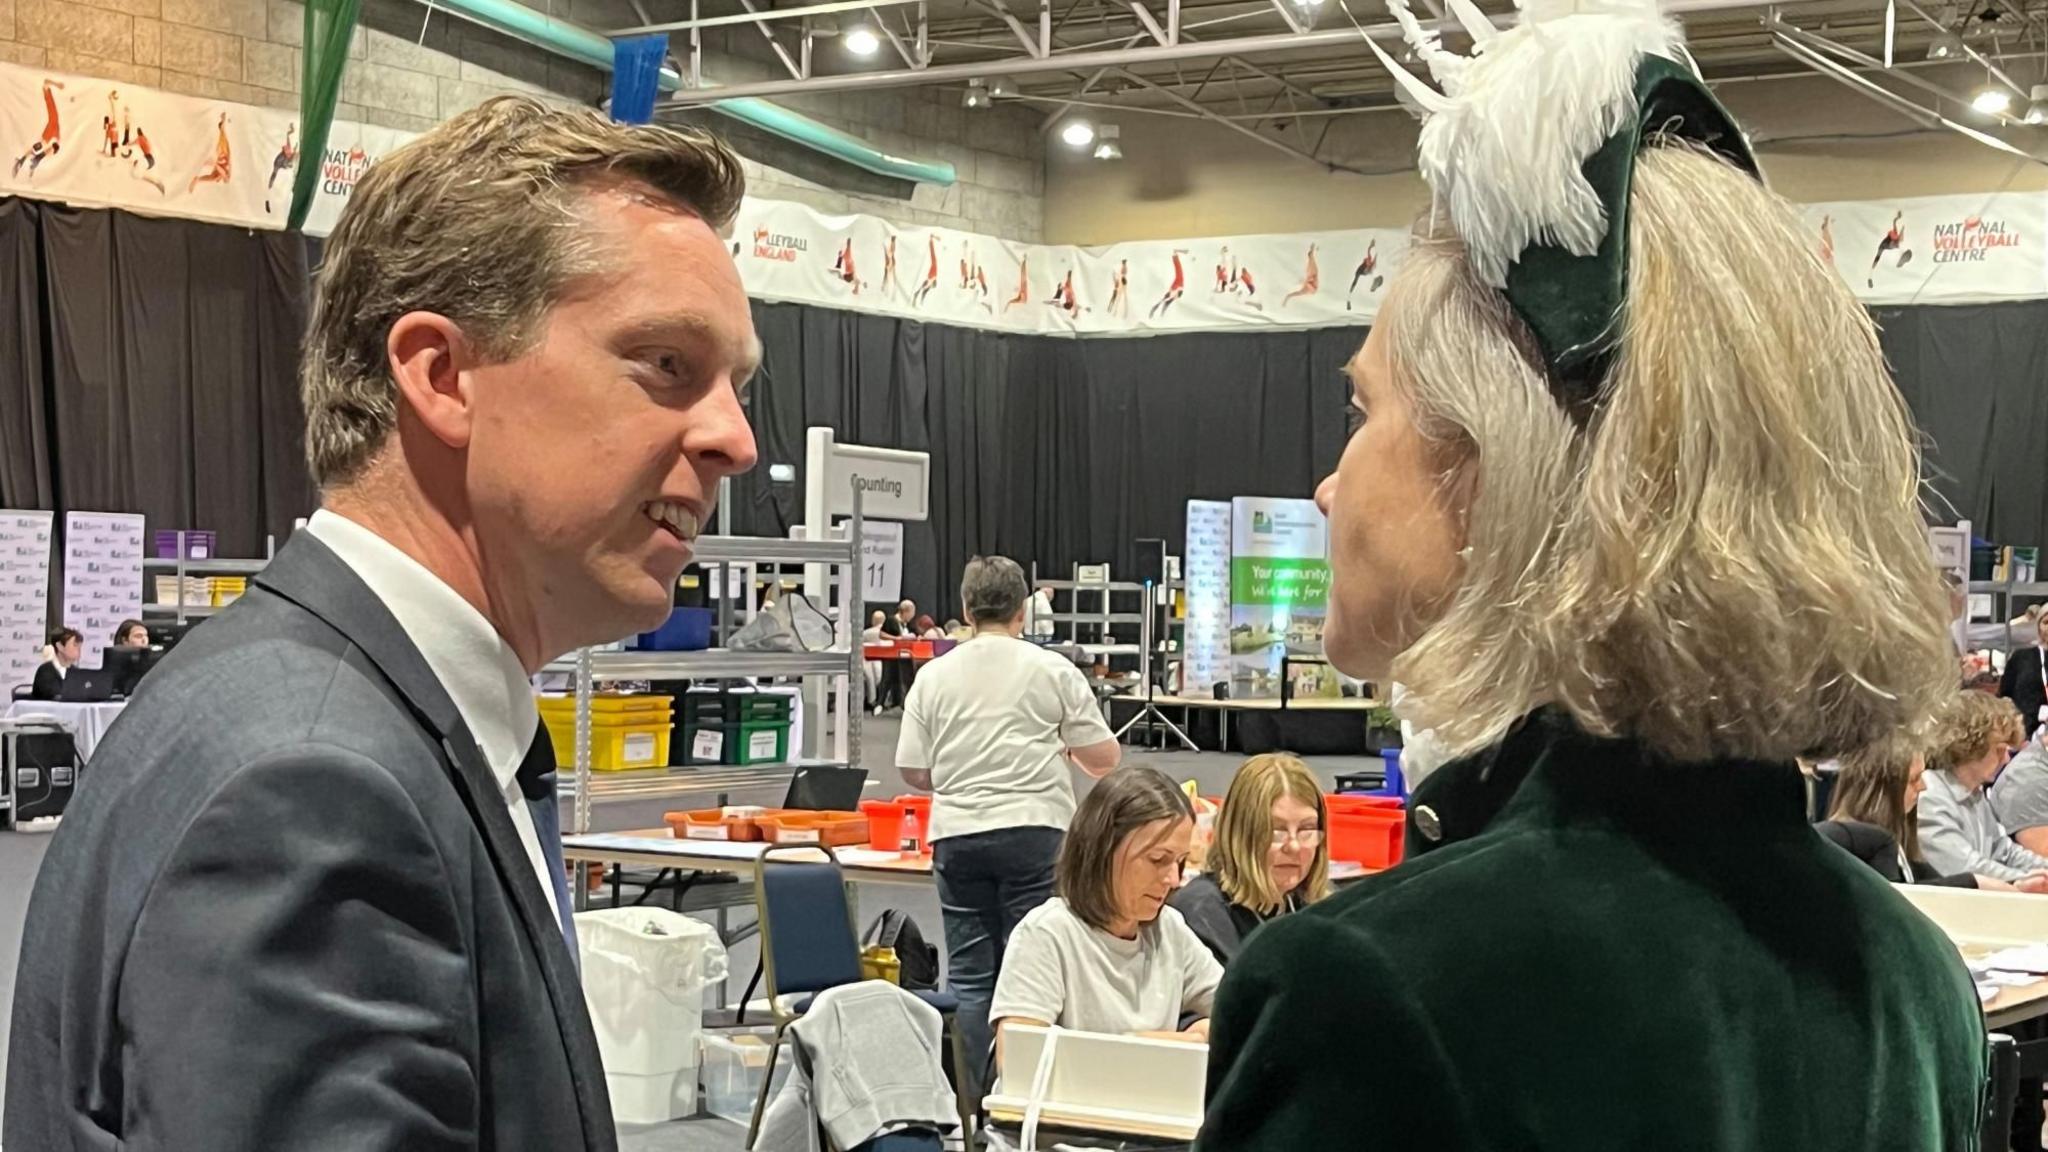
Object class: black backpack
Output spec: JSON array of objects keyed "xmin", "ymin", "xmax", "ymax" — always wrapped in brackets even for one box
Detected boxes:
[{"xmin": 863, "ymin": 909, "xmax": 940, "ymax": 991}]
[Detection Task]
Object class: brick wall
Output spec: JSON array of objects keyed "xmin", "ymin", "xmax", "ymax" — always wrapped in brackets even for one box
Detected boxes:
[{"xmin": 0, "ymin": 0, "xmax": 1047, "ymax": 239}]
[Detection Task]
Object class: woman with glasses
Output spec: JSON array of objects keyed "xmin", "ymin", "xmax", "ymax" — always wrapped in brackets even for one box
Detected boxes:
[{"xmin": 1168, "ymin": 754, "xmax": 1330, "ymax": 964}]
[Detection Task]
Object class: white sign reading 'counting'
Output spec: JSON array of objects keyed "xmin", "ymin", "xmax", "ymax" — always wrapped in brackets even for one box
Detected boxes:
[{"xmin": 824, "ymin": 444, "xmax": 929, "ymax": 522}]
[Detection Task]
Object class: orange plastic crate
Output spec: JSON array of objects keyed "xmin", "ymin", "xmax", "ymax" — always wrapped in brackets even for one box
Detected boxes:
[
  {"xmin": 666, "ymin": 808, "xmax": 775, "ymax": 842},
  {"xmin": 1325, "ymin": 794, "xmax": 1404, "ymax": 815},
  {"xmin": 1327, "ymin": 809, "xmax": 1405, "ymax": 869},
  {"xmin": 756, "ymin": 812, "xmax": 870, "ymax": 848}
]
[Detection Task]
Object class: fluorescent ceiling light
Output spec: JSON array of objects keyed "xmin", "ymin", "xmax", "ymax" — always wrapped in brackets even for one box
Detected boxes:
[
  {"xmin": 844, "ymin": 26, "xmax": 880, "ymax": 56},
  {"xmin": 1060, "ymin": 119, "xmax": 1096, "ymax": 147}
]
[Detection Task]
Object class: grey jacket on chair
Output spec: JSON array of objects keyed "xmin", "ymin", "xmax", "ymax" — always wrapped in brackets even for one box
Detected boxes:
[
  {"xmin": 757, "ymin": 981, "xmax": 958, "ymax": 1152},
  {"xmin": 4, "ymin": 534, "xmax": 616, "ymax": 1151}
]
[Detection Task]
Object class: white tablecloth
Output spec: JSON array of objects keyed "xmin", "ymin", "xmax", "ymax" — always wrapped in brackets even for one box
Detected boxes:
[{"xmin": 2, "ymin": 700, "xmax": 126, "ymax": 762}]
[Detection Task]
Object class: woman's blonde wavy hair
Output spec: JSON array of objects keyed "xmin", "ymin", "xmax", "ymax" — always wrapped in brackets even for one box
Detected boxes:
[
  {"xmin": 1207, "ymin": 754, "xmax": 1331, "ymax": 916},
  {"xmin": 1384, "ymin": 142, "xmax": 1955, "ymax": 765}
]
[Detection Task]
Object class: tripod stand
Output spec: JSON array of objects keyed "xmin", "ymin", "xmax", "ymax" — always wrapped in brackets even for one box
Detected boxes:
[{"xmin": 1112, "ymin": 580, "xmax": 1197, "ymax": 752}]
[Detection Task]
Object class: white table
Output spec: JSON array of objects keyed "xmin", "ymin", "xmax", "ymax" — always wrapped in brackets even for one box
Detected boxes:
[{"xmin": 2, "ymin": 700, "xmax": 126, "ymax": 762}]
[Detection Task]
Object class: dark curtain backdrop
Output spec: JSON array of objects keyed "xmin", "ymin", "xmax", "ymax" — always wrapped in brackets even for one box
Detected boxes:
[
  {"xmin": 0, "ymin": 198, "xmax": 315, "ymax": 557},
  {"xmin": 2, "ymin": 198, "xmax": 2047, "ymax": 618},
  {"xmin": 1873, "ymin": 301, "xmax": 2048, "ymax": 551},
  {"xmin": 731, "ymin": 301, "xmax": 1362, "ymax": 619}
]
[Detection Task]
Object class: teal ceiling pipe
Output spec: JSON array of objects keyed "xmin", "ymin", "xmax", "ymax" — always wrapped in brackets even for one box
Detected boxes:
[{"xmin": 417, "ymin": 0, "xmax": 958, "ymax": 186}]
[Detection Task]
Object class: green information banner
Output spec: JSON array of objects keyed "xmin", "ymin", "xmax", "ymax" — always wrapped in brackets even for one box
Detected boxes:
[{"xmin": 1230, "ymin": 557, "xmax": 1331, "ymax": 606}]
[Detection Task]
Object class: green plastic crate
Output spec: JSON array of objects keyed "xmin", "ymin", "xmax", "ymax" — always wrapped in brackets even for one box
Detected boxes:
[{"xmin": 728, "ymin": 719, "xmax": 791, "ymax": 766}]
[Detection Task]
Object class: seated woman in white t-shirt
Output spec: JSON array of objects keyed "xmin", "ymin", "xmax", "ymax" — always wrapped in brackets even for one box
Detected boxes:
[{"xmin": 988, "ymin": 766, "xmax": 1224, "ymax": 1077}]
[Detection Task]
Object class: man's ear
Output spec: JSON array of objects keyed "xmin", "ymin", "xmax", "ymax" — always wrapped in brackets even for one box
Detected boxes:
[{"xmin": 387, "ymin": 311, "xmax": 476, "ymax": 451}]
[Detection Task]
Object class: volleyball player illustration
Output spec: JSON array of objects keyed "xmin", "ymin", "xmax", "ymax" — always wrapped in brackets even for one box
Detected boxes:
[
  {"xmin": 881, "ymin": 234, "xmax": 900, "ymax": 296},
  {"xmin": 914, "ymin": 235, "xmax": 940, "ymax": 307},
  {"xmin": 13, "ymin": 80, "xmax": 66, "ymax": 180},
  {"xmin": 263, "ymin": 124, "xmax": 298, "ymax": 213},
  {"xmin": 1235, "ymin": 263, "xmax": 1263, "ymax": 311},
  {"xmin": 1106, "ymin": 259, "xmax": 1130, "ymax": 319},
  {"xmin": 1818, "ymin": 215, "xmax": 1834, "ymax": 265},
  {"xmin": 1346, "ymin": 240, "xmax": 1382, "ymax": 311},
  {"xmin": 100, "ymin": 90, "xmax": 121, "ymax": 158},
  {"xmin": 188, "ymin": 113, "xmax": 232, "ymax": 193},
  {"xmin": 1868, "ymin": 210, "xmax": 1912, "ymax": 288},
  {"xmin": 959, "ymin": 242, "xmax": 974, "ymax": 289},
  {"xmin": 1004, "ymin": 256, "xmax": 1032, "ymax": 315},
  {"xmin": 1283, "ymin": 244, "xmax": 1320, "ymax": 306},
  {"xmin": 831, "ymin": 238, "xmax": 864, "ymax": 294},
  {"xmin": 1149, "ymin": 249, "xmax": 1189, "ymax": 318},
  {"xmin": 974, "ymin": 262, "xmax": 991, "ymax": 314},
  {"xmin": 1214, "ymin": 246, "xmax": 1233, "ymax": 293},
  {"xmin": 1047, "ymin": 267, "xmax": 1082, "ymax": 319},
  {"xmin": 120, "ymin": 109, "xmax": 163, "ymax": 195}
]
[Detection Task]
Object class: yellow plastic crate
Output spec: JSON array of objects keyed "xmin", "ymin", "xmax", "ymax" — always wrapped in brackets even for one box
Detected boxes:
[
  {"xmin": 542, "ymin": 711, "xmax": 673, "ymax": 771},
  {"xmin": 538, "ymin": 693, "xmax": 673, "ymax": 717}
]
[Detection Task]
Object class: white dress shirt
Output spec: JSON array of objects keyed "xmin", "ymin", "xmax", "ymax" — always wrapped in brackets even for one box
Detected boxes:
[{"xmin": 305, "ymin": 510, "xmax": 560, "ymax": 921}]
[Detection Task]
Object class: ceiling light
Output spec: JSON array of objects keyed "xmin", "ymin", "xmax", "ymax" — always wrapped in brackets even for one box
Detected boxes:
[
  {"xmin": 1092, "ymin": 123, "xmax": 1122, "ymax": 160},
  {"xmin": 1973, "ymin": 84, "xmax": 2012, "ymax": 116},
  {"xmin": 988, "ymin": 76, "xmax": 1017, "ymax": 97},
  {"xmin": 2026, "ymin": 84, "xmax": 2048, "ymax": 125},
  {"xmin": 964, "ymin": 79, "xmax": 990, "ymax": 109},
  {"xmin": 844, "ymin": 26, "xmax": 880, "ymax": 56},
  {"xmin": 1928, "ymin": 29, "xmax": 1965, "ymax": 59},
  {"xmin": 1059, "ymin": 119, "xmax": 1096, "ymax": 148},
  {"xmin": 1293, "ymin": 0, "xmax": 1325, "ymax": 8}
]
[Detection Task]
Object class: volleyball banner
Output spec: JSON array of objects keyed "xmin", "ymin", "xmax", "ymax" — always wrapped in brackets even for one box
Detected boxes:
[
  {"xmin": 732, "ymin": 198, "xmax": 1408, "ymax": 334},
  {"xmin": 11, "ymin": 60, "xmax": 2048, "ymax": 331},
  {"xmin": 1802, "ymin": 192, "xmax": 2048, "ymax": 306},
  {"xmin": 0, "ymin": 61, "xmax": 408, "ymax": 236}
]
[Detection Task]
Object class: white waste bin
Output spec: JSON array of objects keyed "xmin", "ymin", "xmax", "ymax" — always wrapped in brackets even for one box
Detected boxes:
[{"xmin": 577, "ymin": 907, "xmax": 729, "ymax": 1124}]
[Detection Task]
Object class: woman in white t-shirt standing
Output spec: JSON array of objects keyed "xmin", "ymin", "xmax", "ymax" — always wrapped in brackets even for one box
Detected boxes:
[{"xmin": 897, "ymin": 555, "xmax": 1122, "ymax": 1093}]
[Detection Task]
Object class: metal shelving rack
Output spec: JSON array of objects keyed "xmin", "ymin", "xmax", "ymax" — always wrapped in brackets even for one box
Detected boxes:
[
  {"xmin": 1968, "ymin": 577, "xmax": 2048, "ymax": 652},
  {"xmin": 1028, "ymin": 563, "xmax": 1144, "ymax": 661},
  {"xmin": 141, "ymin": 533, "xmax": 275, "ymax": 623},
  {"xmin": 549, "ymin": 493, "xmax": 867, "ymax": 835}
]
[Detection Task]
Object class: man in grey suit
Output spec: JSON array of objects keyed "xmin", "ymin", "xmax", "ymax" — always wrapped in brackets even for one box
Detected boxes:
[{"xmin": 5, "ymin": 96, "xmax": 759, "ymax": 1150}]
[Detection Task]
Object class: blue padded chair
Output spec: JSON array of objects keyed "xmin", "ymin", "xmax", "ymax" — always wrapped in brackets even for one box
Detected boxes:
[{"xmin": 745, "ymin": 846, "xmax": 967, "ymax": 1149}]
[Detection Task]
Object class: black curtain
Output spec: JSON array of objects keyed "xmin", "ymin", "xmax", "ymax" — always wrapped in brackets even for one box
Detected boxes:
[
  {"xmin": 1874, "ymin": 301, "xmax": 2048, "ymax": 551},
  {"xmin": 0, "ymin": 198, "xmax": 315, "ymax": 556},
  {"xmin": 733, "ymin": 301, "xmax": 1362, "ymax": 619}
]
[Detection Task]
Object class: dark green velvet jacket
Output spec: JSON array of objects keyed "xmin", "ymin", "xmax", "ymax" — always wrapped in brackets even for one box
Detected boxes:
[{"xmin": 1199, "ymin": 709, "xmax": 1986, "ymax": 1151}]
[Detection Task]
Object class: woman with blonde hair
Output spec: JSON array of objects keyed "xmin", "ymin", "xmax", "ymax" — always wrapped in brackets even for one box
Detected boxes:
[
  {"xmin": 1199, "ymin": 3, "xmax": 1984, "ymax": 1148},
  {"xmin": 1167, "ymin": 754, "xmax": 1329, "ymax": 964}
]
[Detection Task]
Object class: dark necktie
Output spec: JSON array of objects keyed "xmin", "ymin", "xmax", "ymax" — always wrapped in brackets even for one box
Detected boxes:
[{"xmin": 516, "ymin": 733, "xmax": 579, "ymax": 967}]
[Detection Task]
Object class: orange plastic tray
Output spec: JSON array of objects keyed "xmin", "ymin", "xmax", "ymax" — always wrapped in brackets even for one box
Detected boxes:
[
  {"xmin": 756, "ymin": 812, "xmax": 870, "ymax": 848},
  {"xmin": 665, "ymin": 808, "xmax": 782, "ymax": 842}
]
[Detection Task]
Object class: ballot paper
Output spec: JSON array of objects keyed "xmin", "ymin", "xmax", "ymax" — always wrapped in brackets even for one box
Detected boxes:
[{"xmin": 1972, "ymin": 944, "xmax": 2048, "ymax": 975}]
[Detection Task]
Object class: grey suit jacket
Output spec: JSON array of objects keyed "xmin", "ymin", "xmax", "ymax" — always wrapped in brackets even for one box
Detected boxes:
[{"xmin": 4, "ymin": 534, "xmax": 616, "ymax": 1151}]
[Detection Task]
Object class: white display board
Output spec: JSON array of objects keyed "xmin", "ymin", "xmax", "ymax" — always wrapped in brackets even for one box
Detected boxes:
[
  {"xmin": 1182, "ymin": 500, "xmax": 1232, "ymax": 696},
  {"xmin": 0, "ymin": 511, "xmax": 53, "ymax": 693},
  {"xmin": 62, "ymin": 512, "xmax": 145, "ymax": 670}
]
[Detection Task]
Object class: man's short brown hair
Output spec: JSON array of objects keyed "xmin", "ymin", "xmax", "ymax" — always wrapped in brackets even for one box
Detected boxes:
[{"xmin": 301, "ymin": 96, "xmax": 745, "ymax": 487}]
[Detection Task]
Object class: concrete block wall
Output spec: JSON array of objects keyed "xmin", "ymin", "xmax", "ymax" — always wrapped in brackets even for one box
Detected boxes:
[{"xmin": 0, "ymin": 0, "xmax": 1048, "ymax": 240}]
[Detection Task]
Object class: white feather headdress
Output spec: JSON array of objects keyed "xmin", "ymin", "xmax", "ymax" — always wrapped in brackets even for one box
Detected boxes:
[{"xmin": 1365, "ymin": 0, "xmax": 1689, "ymax": 288}]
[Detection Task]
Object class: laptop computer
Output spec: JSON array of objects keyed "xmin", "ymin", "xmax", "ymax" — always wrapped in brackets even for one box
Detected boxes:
[
  {"xmin": 56, "ymin": 667, "xmax": 118, "ymax": 703},
  {"xmin": 783, "ymin": 764, "xmax": 867, "ymax": 811}
]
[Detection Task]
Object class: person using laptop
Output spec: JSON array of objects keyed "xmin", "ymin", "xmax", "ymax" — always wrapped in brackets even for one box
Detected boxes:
[
  {"xmin": 113, "ymin": 620, "xmax": 150, "ymax": 649},
  {"xmin": 28, "ymin": 628, "xmax": 81, "ymax": 701}
]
